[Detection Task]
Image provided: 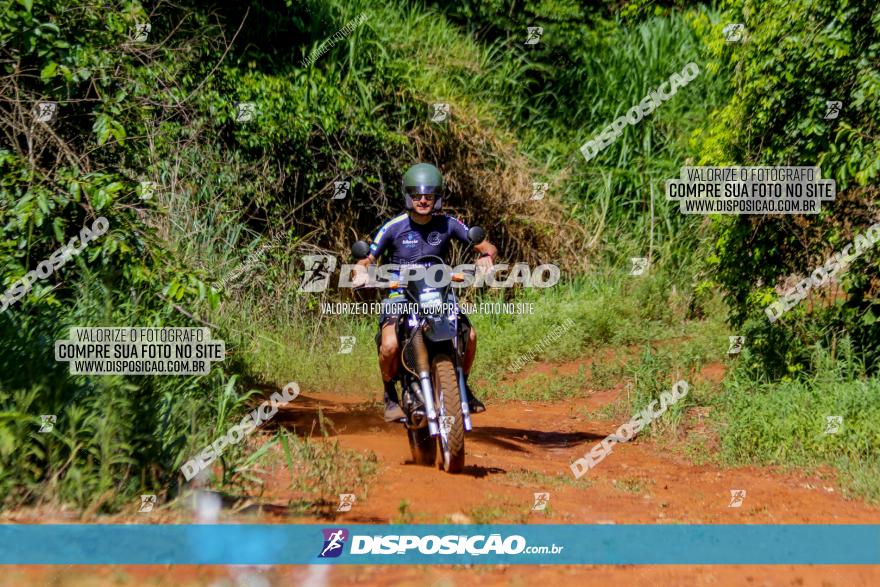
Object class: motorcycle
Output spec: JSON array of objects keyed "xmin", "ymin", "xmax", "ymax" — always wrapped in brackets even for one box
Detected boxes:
[{"xmin": 351, "ymin": 226, "xmax": 485, "ymax": 473}]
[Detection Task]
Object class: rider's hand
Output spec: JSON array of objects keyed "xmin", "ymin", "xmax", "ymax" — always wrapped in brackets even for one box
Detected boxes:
[
  {"xmin": 351, "ymin": 264, "xmax": 369, "ymax": 288},
  {"xmin": 475, "ymin": 254, "xmax": 494, "ymax": 271},
  {"xmin": 475, "ymin": 254, "xmax": 494, "ymax": 283}
]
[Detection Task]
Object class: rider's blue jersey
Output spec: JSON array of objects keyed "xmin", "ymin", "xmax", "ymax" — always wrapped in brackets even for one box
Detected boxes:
[
  {"xmin": 370, "ymin": 212, "xmax": 470, "ymax": 264},
  {"xmin": 370, "ymin": 212, "xmax": 471, "ymax": 296}
]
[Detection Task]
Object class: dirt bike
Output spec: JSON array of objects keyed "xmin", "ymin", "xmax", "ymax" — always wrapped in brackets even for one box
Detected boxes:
[{"xmin": 351, "ymin": 226, "xmax": 485, "ymax": 473}]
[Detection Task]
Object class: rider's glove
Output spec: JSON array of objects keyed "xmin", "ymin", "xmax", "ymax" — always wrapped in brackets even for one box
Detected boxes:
[
  {"xmin": 351, "ymin": 264, "xmax": 369, "ymax": 288},
  {"xmin": 475, "ymin": 254, "xmax": 494, "ymax": 270}
]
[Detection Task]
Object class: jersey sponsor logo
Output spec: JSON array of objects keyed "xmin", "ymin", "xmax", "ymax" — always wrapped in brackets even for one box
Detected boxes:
[
  {"xmin": 401, "ymin": 231, "xmax": 420, "ymax": 247},
  {"xmin": 427, "ymin": 231, "xmax": 443, "ymax": 246}
]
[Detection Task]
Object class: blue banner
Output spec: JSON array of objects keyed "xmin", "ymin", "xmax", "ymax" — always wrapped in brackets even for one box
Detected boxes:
[{"xmin": 1, "ymin": 524, "xmax": 878, "ymax": 565}]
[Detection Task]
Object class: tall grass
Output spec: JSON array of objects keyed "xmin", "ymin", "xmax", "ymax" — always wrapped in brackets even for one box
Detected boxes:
[
  {"xmin": 0, "ymin": 272, "xmax": 241, "ymax": 511},
  {"xmin": 713, "ymin": 340, "xmax": 880, "ymax": 502},
  {"xmin": 227, "ymin": 262, "xmax": 725, "ymax": 398}
]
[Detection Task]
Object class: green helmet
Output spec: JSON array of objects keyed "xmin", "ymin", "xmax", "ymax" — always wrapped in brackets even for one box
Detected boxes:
[{"xmin": 402, "ymin": 163, "xmax": 444, "ymax": 211}]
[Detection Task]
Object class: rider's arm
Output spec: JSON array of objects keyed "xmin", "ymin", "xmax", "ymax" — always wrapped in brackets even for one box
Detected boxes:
[
  {"xmin": 474, "ymin": 240, "xmax": 497, "ymax": 260},
  {"xmin": 367, "ymin": 215, "xmax": 403, "ymax": 263},
  {"xmin": 352, "ymin": 253, "xmax": 374, "ymax": 288},
  {"xmin": 445, "ymin": 213, "xmax": 497, "ymax": 265},
  {"xmin": 474, "ymin": 240, "xmax": 497, "ymax": 270},
  {"xmin": 356, "ymin": 216, "xmax": 400, "ymax": 275}
]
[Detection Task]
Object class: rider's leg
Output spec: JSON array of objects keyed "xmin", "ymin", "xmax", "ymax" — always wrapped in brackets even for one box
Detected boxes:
[
  {"xmin": 379, "ymin": 320, "xmax": 399, "ymax": 381},
  {"xmin": 379, "ymin": 320, "xmax": 405, "ymax": 422},
  {"xmin": 462, "ymin": 324, "xmax": 476, "ymax": 376},
  {"xmin": 461, "ymin": 324, "xmax": 486, "ymax": 413}
]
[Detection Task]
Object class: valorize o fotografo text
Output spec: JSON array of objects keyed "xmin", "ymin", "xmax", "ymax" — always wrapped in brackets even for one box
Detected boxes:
[
  {"xmin": 320, "ymin": 301, "xmax": 536, "ymax": 315},
  {"xmin": 666, "ymin": 166, "xmax": 836, "ymax": 215},
  {"xmin": 54, "ymin": 327, "xmax": 226, "ymax": 375}
]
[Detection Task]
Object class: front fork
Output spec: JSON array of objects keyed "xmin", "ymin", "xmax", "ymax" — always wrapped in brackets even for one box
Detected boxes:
[
  {"xmin": 457, "ymin": 365, "xmax": 473, "ymax": 432},
  {"xmin": 454, "ymin": 310, "xmax": 472, "ymax": 432},
  {"xmin": 411, "ymin": 327, "xmax": 440, "ymax": 436},
  {"xmin": 411, "ymin": 322, "xmax": 472, "ymax": 435},
  {"xmin": 419, "ymin": 372, "xmax": 439, "ymax": 436}
]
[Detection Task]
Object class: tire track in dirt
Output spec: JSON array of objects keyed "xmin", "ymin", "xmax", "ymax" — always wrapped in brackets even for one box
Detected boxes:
[
  {"xmin": 252, "ymin": 357, "xmax": 880, "ymax": 585},
  {"xmin": 8, "ymin": 357, "xmax": 880, "ymax": 586},
  {"xmin": 268, "ymin": 382, "xmax": 880, "ymax": 526}
]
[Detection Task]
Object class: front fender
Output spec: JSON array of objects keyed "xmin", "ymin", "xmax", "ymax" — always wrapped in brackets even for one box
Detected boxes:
[{"xmin": 423, "ymin": 316, "xmax": 456, "ymax": 342}]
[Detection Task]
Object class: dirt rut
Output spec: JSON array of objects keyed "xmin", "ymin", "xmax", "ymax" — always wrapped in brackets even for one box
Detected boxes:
[{"xmin": 8, "ymin": 360, "xmax": 880, "ymax": 586}]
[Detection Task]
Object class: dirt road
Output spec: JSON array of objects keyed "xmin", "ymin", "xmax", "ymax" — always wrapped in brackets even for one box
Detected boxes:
[
  {"xmin": 6, "ymin": 359, "xmax": 880, "ymax": 586},
  {"xmin": 268, "ymin": 381, "xmax": 880, "ymax": 526}
]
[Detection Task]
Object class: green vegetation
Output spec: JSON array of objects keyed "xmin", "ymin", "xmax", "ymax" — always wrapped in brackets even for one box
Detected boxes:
[
  {"xmin": 491, "ymin": 369, "xmax": 591, "ymax": 402},
  {"xmin": 0, "ymin": 0, "xmax": 877, "ymax": 511},
  {"xmin": 394, "ymin": 499, "xmax": 415, "ymax": 524},
  {"xmin": 689, "ymin": 0, "xmax": 880, "ymax": 500},
  {"xmin": 611, "ymin": 477, "xmax": 654, "ymax": 495},
  {"xmin": 693, "ymin": 0, "xmax": 880, "ymax": 378},
  {"xmin": 276, "ymin": 427, "xmax": 379, "ymax": 515},
  {"xmin": 714, "ymin": 342, "xmax": 880, "ymax": 503},
  {"xmin": 468, "ymin": 494, "xmax": 531, "ymax": 524},
  {"xmin": 501, "ymin": 468, "xmax": 587, "ymax": 489}
]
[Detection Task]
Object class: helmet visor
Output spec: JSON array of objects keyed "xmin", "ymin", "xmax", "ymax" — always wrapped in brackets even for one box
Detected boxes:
[{"xmin": 405, "ymin": 185, "xmax": 440, "ymax": 195}]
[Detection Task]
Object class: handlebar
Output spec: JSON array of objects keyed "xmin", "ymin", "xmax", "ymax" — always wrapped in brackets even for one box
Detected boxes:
[{"xmin": 350, "ymin": 225, "xmax": 486, "ymax": 261}]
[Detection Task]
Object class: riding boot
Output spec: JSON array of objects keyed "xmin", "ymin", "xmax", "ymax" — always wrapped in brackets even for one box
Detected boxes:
[
  {"xmin": 383, "ymin": 380, "xmax": 405, "ymax": 422},
  {"xmin": 464, "ymin": 380, "xmax": 486, "ymax": 414}
]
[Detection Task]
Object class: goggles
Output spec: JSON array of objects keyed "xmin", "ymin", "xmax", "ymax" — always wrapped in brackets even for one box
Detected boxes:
[{"xmin": 406, "ymin": 185, "xmax": 440, "ymax": 196}]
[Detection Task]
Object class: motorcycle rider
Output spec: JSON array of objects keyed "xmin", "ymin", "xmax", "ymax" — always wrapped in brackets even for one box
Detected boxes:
[{"xmin": 353, "ymin": 163, "xmax": 497, "ymax": 422}]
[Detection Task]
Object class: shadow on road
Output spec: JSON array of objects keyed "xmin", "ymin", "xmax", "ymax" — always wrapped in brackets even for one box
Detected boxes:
[{"xmin": 469, "ymin": 426, "xmax": 604, "ymax": 453}]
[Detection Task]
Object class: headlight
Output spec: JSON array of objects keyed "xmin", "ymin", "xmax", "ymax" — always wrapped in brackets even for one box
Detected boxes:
[{"xmin": 418, "ymin": 291, "xmax": 442, "ymax": 311}]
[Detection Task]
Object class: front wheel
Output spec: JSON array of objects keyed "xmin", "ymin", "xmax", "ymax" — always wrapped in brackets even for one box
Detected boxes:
[{"xmin": 433, "ymin": 354, "xmax": 465, "ymax": 473}]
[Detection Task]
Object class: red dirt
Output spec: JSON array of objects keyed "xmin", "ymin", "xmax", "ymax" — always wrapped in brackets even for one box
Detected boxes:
[
  {"xmin": 263, "ymin": 386, "xmax": 880, "ymax": 526},
  {"xmin": 6, "ymin": 358, "xmax": 880, "ymax": 586}
]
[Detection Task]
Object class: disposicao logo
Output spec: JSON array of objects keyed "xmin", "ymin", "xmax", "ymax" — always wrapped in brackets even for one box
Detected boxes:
[
  {"xmin": 318, "ymin": 528, "xmax": 349, "ymax": 558},
  {"xmin": 317, "ymin": 530, "xmax": 562, "ymax": 558}
]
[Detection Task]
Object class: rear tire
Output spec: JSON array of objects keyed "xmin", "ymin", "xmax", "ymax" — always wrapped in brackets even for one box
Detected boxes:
[
  {"xmin": 407, "ymin": 425, "xmax": 436, "ymax": 466},
  {"xmin": 433, "ymin": 354, "xmax": 465, "ymax": 473}
]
